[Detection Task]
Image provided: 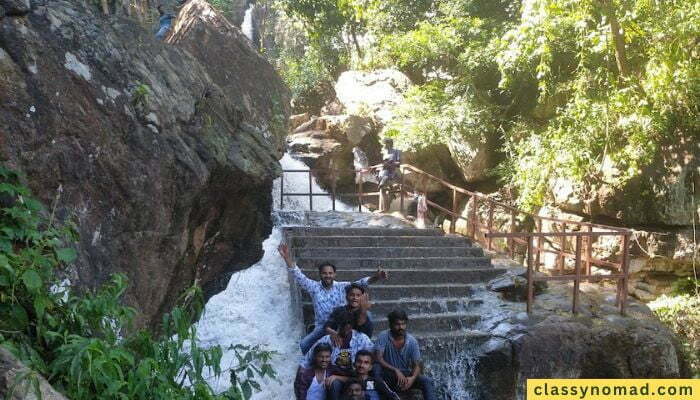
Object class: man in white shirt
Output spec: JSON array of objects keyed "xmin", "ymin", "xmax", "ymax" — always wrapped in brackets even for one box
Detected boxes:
[{"xmin": 278, "ymin": 244, "xmax": 388, "ymax": 354}]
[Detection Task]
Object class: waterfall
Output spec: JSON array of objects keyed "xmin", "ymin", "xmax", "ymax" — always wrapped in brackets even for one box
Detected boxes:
[
  {"xmin": 192, "ymin": 154, "xmax": 353, "ymax": 398},
  {"xmin": 241, "ymin": 2, "xmax": 255, "ymax": 42}
]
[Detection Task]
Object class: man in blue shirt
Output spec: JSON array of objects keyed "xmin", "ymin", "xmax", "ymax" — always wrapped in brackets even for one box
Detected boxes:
[
  {"xmin": 278, "ymin": 244, "xmax": 388, "ymax": 354},
  {"xmin": 374, "ymin": 310, "xmax": 436, "ymax": 400}
]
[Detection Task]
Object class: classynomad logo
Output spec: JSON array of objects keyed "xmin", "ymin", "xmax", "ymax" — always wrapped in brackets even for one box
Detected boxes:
[{"xmin": 527, "ymin": 379, "xmax": 699, "ymax": 400}]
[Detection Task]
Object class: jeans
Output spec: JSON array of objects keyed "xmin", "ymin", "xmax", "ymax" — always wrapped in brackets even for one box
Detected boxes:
[
  {"xmin": 381, "ymin": 368, "xmax": 437, "ymax": 400},
  {"xmin": 155, "ymin": 15, "xmax": 173, "ymax": 40},
  {"xmin": 300, "ymin": 324, "xmax": 326, "ymax": 355},
  {"xmin": 328, "ymin": 379, "xmax": 344, "ymax": 400}
]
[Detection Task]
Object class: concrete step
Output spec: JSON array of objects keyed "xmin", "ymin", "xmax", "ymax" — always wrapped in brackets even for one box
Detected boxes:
[
  {"xmin": 284, "ymin": 227, "xmax": 444, "ymax": 237},
  {"xmin": 302, "ymin": 298, "xmax": 484, "ymax": 322},
  {"xmin": 374, "ymin": 312, "xmax": 481, "ymax": 333},
  {"xmin": 295, "ymin": 246, "xmax": 484, "ymax": 258},
  {"xmin": 301, "ymin": 284, "xmax": 478, "ymax": 302},
  {"xmin": 291, "ymin": 236, "xmax": 472, "ymax": 248},
  {"xmin": 300, "ymin": 268, "xmax": 505, "ymax": 285},
  {"xmin": 296, "ymin": 257, "xmax": 492, "ymax": 270},
  {"xmin": 415, "ymin": 329, "xmax": 492, "ymax": 347}
]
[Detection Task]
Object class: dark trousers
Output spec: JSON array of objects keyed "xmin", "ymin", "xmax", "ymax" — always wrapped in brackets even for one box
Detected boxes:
[
  {"xmin": 329, "ymin": 379, "xmax": 344, "ymax": 400},
  {"xmin": 380, "ymin": 368, "xmax": 436, "ymax": 400}
]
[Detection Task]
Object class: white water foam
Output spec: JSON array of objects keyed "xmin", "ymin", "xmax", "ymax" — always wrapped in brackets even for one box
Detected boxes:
[
  {"xmin": 193, "ymin": 154, "xmax": 354, "ymax": 398},
  {"xmin": 241, "ymin": 3, "xmax": 255, "ymax": 42}
]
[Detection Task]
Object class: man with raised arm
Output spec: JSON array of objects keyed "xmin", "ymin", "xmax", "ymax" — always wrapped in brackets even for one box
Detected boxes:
[
  {"xmin": 325, "ymin": 283, "xmax": 373, "ymax": 344},
  {"xmin": 374, "ymin": 310, "xmax": 436, "ymax": 400},
  {"xmin": 278, "ymin": 244, "xmax": 388, "ymax": 354}
]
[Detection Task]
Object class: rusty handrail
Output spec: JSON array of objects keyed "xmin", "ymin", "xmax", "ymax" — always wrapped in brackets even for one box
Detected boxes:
[
  {"xmin": 486, "ymin": 231, "xmax": 631, "ymax": 315},
  {"xmin": 280, "ymin": 162, "xmax": 632, "ymax": 315}
]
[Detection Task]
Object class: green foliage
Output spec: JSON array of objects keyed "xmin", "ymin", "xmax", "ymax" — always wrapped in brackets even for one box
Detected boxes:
[
  {"xmin": 0, "ymin": 165, "xmax": 276, "ymax": 399},
  {"xmin": 671, "ymin": 277, "xmax": 700, "ymax": 297},
  {"xmin": 298, "ymin": 0, "xmax": 699, "ymax": 211},
  {"xmin": 131, "ymin": 83, "xmax": 150, "ymax": 109},
  {"xmin": 650, "ymin": 294, "xmax": 700, "ymax": 378},
  {"xmin": 279, "ymin": 45, "xmax": 334, "ymax": 99}
]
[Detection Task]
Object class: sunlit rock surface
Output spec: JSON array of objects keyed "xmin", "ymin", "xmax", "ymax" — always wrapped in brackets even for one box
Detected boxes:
[{"xmin": 0, "ymin": 0, "xmax": 289, "ymax": 329}]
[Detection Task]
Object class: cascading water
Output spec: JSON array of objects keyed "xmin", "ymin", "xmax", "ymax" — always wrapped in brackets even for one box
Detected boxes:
[
  {"xmin": 241, "ymin": 2, "xmax": 255, "ymax": 42},
  {"xmin": 192, "ymin": 154, "xmax": 354, "ymax": 398}
]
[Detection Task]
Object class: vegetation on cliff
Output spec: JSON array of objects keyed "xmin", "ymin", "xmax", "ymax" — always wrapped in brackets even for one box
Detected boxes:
[
  {"xmin": 650, "ymin": 281, "xmax": 700, "ymax": 378},
  {"xmin": 0, "ymin": 167, "xmax": 274, "ymax": 399}
]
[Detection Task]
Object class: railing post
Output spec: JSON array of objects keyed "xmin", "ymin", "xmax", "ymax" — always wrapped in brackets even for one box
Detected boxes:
[
  {"xmin": 586, "ymin": 225, "xmax": 593, "ymax": 275},
  {"xmin": 400, "ymin": 165, "xmax": 405, "ymax": 215},
  {"xmin": 509, "ymin": 210, "xmax": 516, "ymax": 258},
  {"xmin": 358, "ymin": 180, "xmax": 363, "ymax": 212},
  {"xmin": 280, "ymin": 173, "xmax": 284, "ymax": 210},
  {"xmin": 331, "ymin": 167, "xmax": 336, "ymax": 211},
  {"xmin": 619, "ymin": 233, "xmax": 631, "ymax": 315},
  {"xmin": 573, "ymin": 235, "xmax": 582, "ymax": 314},
  {"xmin": 527, "ymin": 235, "xmax": 534, "ymax": 314},
  {"xmin": 487, "ymin": 201, "xmax": 494, "ymax": 250},
  {"xmin": 559, "ymin": 223, "xmax": 567, "ymax": 274},
  {"xmin": 535, "ymin": 218, "xmax": 542, "ymax": 272},
  {"xmin": 470, "ymin": 196, "xmax": 479, "ymax": 240},
  {"xmin": 308, "ymin": 172, "xmax": 313, "ymax": 211},
  {"xmin": 450, "ymin": 188, "xmax": 457, "ymax": 234}
]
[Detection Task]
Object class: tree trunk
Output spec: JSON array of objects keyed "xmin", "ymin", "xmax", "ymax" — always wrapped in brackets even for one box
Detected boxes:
[
  {"xmin": 350, "ymin": 23, "xmax": 363, "ymax": 60},
  {"xmin": 600, "ymin": 0, "xmax": 629, "ymax": 77}
]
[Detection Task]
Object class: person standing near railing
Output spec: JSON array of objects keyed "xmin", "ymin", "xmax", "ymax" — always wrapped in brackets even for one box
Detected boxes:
[{"xmin": 378, "ymin": 138, "xmax": 401, "ymax": 212}]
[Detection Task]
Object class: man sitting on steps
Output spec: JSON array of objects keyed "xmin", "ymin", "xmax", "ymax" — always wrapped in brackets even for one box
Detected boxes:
[
  {"xmin": 278, "ymin": 243, "xmax": 388, "ymax": 354},
  {"xmin": 303, "ymin": 310, "xmax": 374, "ymax": 375},
  {"xmin": 374, "ymin": 310, "xmax": 436, "ymax": 400},
  {"xmin": 327, "ymin": 350, "xmax": 400, "ymax": 400},
  {"xmin": 325, "ymin": 282, "xmax": 377, "ymax": 342}
]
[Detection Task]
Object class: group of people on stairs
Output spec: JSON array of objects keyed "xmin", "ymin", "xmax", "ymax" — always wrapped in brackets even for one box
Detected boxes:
[{"xmin": 279, "ymin": 245, "xmax": 436, "ymax": 400}]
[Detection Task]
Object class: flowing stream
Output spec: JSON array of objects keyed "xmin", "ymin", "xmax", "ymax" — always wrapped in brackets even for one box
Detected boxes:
[{"xmin": 193, "ymin": 154, "xmax": 353, "ymax": 398}]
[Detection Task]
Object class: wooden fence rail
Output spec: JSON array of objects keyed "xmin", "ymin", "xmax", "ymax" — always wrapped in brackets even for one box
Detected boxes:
[{"xmin": 280, "ymin": 163, "xmax": 633, "ymax": 315}]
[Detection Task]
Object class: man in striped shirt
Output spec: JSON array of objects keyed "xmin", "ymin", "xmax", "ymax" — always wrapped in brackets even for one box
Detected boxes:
[{"xmin": 278, "ymin": 244, "xmax": 387, "ymax": 354}]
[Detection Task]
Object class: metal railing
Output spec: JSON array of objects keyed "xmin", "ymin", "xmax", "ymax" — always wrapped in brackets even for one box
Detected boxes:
[{"xmin": 280, "ymin": 163, "xmax": 633, "ymax": 315}]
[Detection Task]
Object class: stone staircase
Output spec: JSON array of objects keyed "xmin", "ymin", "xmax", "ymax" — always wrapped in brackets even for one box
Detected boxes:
[{"xmin": 284, "ymin": 226, "xmax": 506, "ymax": 344}]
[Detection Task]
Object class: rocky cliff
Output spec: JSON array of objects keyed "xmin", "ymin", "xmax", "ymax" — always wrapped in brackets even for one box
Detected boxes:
[{"xmin": 0, "ymin": 0, "xmax": 289, "ymax": 329}]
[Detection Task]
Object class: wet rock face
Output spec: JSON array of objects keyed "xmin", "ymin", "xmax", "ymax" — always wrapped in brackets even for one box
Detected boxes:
[
  {"xmin": 459, "ymin": 280, "xmax": 689, "ymax": 400},
  {"xmin": 0, "ymin": 348, "xmax": 68, "ymax": 400},
  {"xmin": 0, "ymin": 0, "xmax": 29, "ymax": 16},
  {"xmin": 0, "ymin": 1, "xmax": 289, "ymax": 329},
  {"xmin": 549, "ymin": 135, "xmax": 699, "ymax": 227}
]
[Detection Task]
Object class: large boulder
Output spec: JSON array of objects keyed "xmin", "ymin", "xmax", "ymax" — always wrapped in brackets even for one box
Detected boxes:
[
  {"xmin": 447, "ymin": 129, "xmax": 501, "ymax": 183},
  {"xmin": 0, "ymin": 0, "xmax": 289, "ymax": 329},
  {"xmin": 287, "ymin": 69, "xmax": 466, "ymax": 207},
  {"xmin": 550, "ymin": 137, "xmax": 699, "ymax": 227},
  {"xmin": 334, "ymin": 69, "xmax": 411, "ymax": 125},
  {"xmin": 426, "ymin": 277, "xmax": 689, "ymax": 399}
]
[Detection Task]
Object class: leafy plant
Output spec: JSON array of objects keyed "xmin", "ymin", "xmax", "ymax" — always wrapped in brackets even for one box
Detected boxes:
[
  {"xmin": 650, "ymin": 294, "xmax": 700, "ymax": 378},
  {"xmin": 0, "ymin": 165, "xmax": 276, "ymax": 399},
  {"xmin": 131, "ymin": 83, "xmax": 150, "ymax": 109}
]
